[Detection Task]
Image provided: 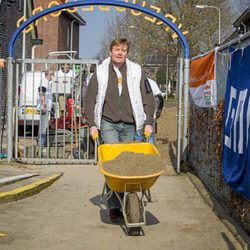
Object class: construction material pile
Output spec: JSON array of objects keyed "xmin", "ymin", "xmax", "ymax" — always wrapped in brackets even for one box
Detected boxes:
[{"xmin": 103, "ymin": 152, "xmax": 165, "ymax": 176}]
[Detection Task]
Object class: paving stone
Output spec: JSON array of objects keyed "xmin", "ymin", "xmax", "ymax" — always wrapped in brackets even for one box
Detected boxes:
[{"xmin": 0, "ymin": 164, "xmax": 244, "ymax": 250}]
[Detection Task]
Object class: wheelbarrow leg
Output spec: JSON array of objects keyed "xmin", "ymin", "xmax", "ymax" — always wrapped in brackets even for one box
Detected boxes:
[
  {"xmin": 100, "ymin": 182, "xmax": 113, "ymax": 204},
  {"xmin": 143, "ymin": 189, "xmax": 152, "ymax": 202}
]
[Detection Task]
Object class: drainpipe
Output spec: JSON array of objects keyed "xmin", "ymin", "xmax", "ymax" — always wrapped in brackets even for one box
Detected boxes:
[
  {"xmin": 241, "ymin": 21, "xmax": 247, "ymax": 35},
  {"xmin": 70, "ymin": 20, "xmax": 76, "ymax": 59},
  {"xmin": 31, "ymin": 45, "xmax": 37, "ymax": 71}
]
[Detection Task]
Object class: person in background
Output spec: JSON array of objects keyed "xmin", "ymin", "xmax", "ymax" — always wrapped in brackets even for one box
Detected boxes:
[
  {"xmin": 86, "ymin": 64, "xmax": 96, "ymax": 86},
  {"xmin": 36, "ymin": 71, "xmax": 54, "ymax": 156},
  {"xmin": 84, "ymin": 38, "xmax": 154, "ymax": 221},
  {"xmin": 81, "ymin": 64, "xmax": 97, "ymax": 109},
  {"xmin": 134, "ymin": 68, "xmax": 164, "ymax": 144},
  {"xmin": 0, "ymin": 59, "xmax": 5, "ymax": 68},
  {"xmin": 56, "ymin": 63, "xmax": 74, "ymax": 116},
  {"xmin": 57, "ymin": 63, "xmax": 74, "ymax": 78}
]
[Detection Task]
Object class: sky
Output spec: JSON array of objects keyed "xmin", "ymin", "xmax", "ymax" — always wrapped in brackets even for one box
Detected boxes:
[{"xmin": 79, "ymin": 7, "xmax": 117, "ymax": 59}]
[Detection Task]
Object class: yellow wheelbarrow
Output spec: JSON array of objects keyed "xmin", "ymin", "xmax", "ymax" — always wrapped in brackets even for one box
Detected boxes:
[{"xmin": 98, "ymin": 142, "xmax": 163, "ymax": 236}]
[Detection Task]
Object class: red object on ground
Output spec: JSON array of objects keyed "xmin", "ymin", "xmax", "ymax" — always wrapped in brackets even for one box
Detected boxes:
[{"xmin": 67, "ymin": 98, "xmax": 73, "ymax": 118}]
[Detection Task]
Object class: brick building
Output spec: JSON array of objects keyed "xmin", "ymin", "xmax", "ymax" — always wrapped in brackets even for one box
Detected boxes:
[{"xmin": 33, "ymin": 0, "xmax": 85, "ymax": 59}]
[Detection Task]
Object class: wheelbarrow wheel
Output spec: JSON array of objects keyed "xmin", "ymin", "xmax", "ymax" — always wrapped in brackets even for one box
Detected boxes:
[
  {"xmin": 126, "ymin": 192, "xmax": 142, "ymax": 236},
  {"xmin": 127, "ymin": 227, "xmax": 141, "ymax": 236}
]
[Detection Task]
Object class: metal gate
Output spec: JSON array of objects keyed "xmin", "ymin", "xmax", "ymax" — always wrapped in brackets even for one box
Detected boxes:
[
  {"xmin": 7, "ymin": 0, "xmax": 191, "ymax": 169},
  {"xmin": 14, "ymin": 57, "xmax": 98, "ymax": 164}
]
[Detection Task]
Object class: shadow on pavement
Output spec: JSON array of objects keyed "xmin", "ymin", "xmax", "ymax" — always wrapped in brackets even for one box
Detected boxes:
[
  {"xmin": 89, "ymin": 195, "xmax": 160, "ymax": 226},
  {"xmin": 221, "ymin": 232, "xmax": 238, "ymax": 250},
  {"xmin": 89, "ymin": 194, "xmax": 104, "ymax": 209}
]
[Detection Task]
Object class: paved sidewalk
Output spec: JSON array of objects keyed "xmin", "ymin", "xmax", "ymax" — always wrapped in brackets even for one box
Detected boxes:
[{"xmin": 0, "ymin": 163, "xmax": 244, "ymax": 250}]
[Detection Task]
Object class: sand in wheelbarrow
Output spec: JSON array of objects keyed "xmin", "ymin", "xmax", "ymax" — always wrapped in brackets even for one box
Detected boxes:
[{"xmin": 103, "ymin": 152, "xmax": 165, "ymax": 176}]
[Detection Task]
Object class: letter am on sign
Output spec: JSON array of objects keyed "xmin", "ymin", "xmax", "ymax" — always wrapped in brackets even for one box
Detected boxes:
[{"xmin": 16, "ymin": 0, "xmax": 188, "ymax": 39}]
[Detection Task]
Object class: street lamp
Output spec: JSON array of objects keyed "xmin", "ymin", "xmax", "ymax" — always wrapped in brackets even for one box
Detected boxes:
[
  {"xmin": 195, "ymin": 5, "xmax": 221, "ymax": 45},
  {"xmin": 165, "ymin": 48, "xmax": 169, "ymax": 102}
]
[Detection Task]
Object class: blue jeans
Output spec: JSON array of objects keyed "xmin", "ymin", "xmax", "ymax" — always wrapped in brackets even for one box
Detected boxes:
[
  {"xmin": 37, "ymin": 112, "xmax": 49, "ymax": 147},
  {"xmin": 100, "ymin": 119, "xmax": 135, "ymax": 209},
  {"xmin": 134, "ymin": 121, "xmax": 156, "ymax": 145},
  {"xmin": 100, "ymin": 119, "xmax": 135, "ymax": 144}
]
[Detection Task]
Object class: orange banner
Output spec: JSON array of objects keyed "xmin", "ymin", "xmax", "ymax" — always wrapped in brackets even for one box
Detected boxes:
[
  {"xmin": 190, "ymin": 50, "xmax": 215, "ymax": 88},
  {"xmin": 189, "ymin": 50, "xmax": 217, "ymax": 107}
]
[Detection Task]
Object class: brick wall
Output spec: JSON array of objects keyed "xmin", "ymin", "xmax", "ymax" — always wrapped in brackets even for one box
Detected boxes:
[
  {"xmin": 58, "ymin": 15, "xmax": 70, "ymax": 51},
  {"xmin": 34, "ymin": 0, "xmax": 81, "ymax": 59},
  {"xmin": 0, "ymin": 0, "xmax": 32, "ymax": 129},
  {"xmin": 34, "ymin": 0, "xmax": 60, "ymax": 58}
]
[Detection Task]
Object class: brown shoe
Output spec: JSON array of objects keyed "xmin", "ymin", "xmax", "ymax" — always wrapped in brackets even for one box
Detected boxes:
[{"xmin": 109, "ymin": 209, "xmax": 123, "ymax": 221}]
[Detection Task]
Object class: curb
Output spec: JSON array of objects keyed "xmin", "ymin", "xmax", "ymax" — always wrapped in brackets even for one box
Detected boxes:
[
  {"xmin": 0, "ymin": 173, "xmax": 63, "ymax": 204},
  {"xmin": 0, "ymin": 173, "xmax": 40, "ymax": 186},
  {"xmin": 187, "ymin": 172, "xmax": 249, "ymax": 250}
]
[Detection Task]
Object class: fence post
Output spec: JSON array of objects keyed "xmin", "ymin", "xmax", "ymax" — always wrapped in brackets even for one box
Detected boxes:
[
  {"xmin": 182, "ymin": 58, "xmax": 190, "ymax": 162},
  {"xmin": 0, "ymin": 61, "xmax": 2, "ymax": 148},
  {"xmin": 176, "ymin": 57, "xmax": 183, "ymax": 173},
  {"xmin": 7, "ymin": 57, "xmax": 14, "ymax": 162}
]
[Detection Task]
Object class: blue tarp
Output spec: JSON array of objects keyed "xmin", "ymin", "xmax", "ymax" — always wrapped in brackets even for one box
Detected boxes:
[{"xmin": 222, "ymin": 45, "xmax": 250, "ymax": 200}]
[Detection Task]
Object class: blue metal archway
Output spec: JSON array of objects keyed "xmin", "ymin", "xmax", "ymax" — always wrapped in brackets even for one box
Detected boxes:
[
  {"xmin": 8, "ymin": 0, "xmax": 189, "ymax": 58},
  {"xmin": 7, "ymin": 0, "xmax": 190, "ymax": 171}
]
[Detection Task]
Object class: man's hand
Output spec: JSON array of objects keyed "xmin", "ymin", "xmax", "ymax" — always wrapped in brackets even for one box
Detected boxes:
[
  {"xmin": 0, "ymin": 59, "xmax": 5, "ymax": 68},
  {"xmin": 144, "ymin": 125, "xmax": 153, "ymax": 137},
  {"xmin": 90, "ymin": 126, "xmax": 99, "ymax": 140},
  {"xmin": 41, "ymin": 103, "xmax": 47, "ymax": 114}
]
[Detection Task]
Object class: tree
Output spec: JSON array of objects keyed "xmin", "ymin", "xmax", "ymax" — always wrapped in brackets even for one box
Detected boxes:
[
  {"xmin": 97, "ymin": 0, "xmax": 237, "ymax": 92},
  {"xmin": 99, "ymin": 0, "xmax": 236, "ymax": 56}
]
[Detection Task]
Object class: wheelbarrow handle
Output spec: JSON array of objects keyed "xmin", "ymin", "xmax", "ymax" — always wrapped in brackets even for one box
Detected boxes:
[
  {"xmin": 93, "ymin": 132, "xmax": 100, "ymax": 164},
  {"xmin": 93, "ymin": 132, "xmax": 99, "ymax": 141},
  {"xmin": 145, "ymin": 132, "xmax": 151, "ymax": 142}
]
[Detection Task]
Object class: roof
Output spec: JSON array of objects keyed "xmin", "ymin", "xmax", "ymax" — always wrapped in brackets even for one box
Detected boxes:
[
  {"xmin": 64, "ymin": 11, "xmax": 86, "ymax": 26},
  {"xmin": 57, "ymin": 0, "xmax": 86, "ymax": 25},
  {"xmin": 233, "ymin": 7, "xmax": 250, "ymax": 27}
]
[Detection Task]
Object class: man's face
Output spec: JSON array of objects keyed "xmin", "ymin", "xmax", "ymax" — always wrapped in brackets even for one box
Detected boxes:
[
  {"xmin": 49, "ymin": 73, "xmax": 54, "ymax": 81},
  {"xmin": 109, "ymin": 43, "xmax": 128, "ymax": 67},
  {"xmin": 65, "ymin": 64, "xmax": 70, "ymax": 73},
  {"xmin": 62, "ymin": 64, "xmax": 70, "ymax": 73}
]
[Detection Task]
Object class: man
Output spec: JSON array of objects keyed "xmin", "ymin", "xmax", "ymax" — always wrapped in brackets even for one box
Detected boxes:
[
  {"xmin": 84, "ymin": 38, "xmax": 154, "ymax": 220},
  {"xmin": 36, "ymin": 71, "xmax": 54, "ymax": 156},
  {"xmin": 134, "ymin": 68, "xmax": 164, "ymax": 144},
  {"xmin": 86, "ymin": 64, "xmax": 96, "ymax": 86},
  {"xmin": 57, "ymin": 63, "xmax": 74, "ymax": 78},
  {"xmin": 56, "ymin": 63, "xmax": 75, "ymax": 115}
]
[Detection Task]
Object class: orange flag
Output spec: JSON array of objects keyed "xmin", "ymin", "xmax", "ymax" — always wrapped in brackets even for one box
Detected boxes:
[{"xmin": 190, "ymin": 50, "xmax": 217, "ymax": 107}]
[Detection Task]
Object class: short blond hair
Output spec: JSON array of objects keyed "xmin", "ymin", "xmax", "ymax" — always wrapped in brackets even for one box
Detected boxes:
[{"xmin": 109, "ymin": 38, "xmax": 131, "ymax": 53}]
